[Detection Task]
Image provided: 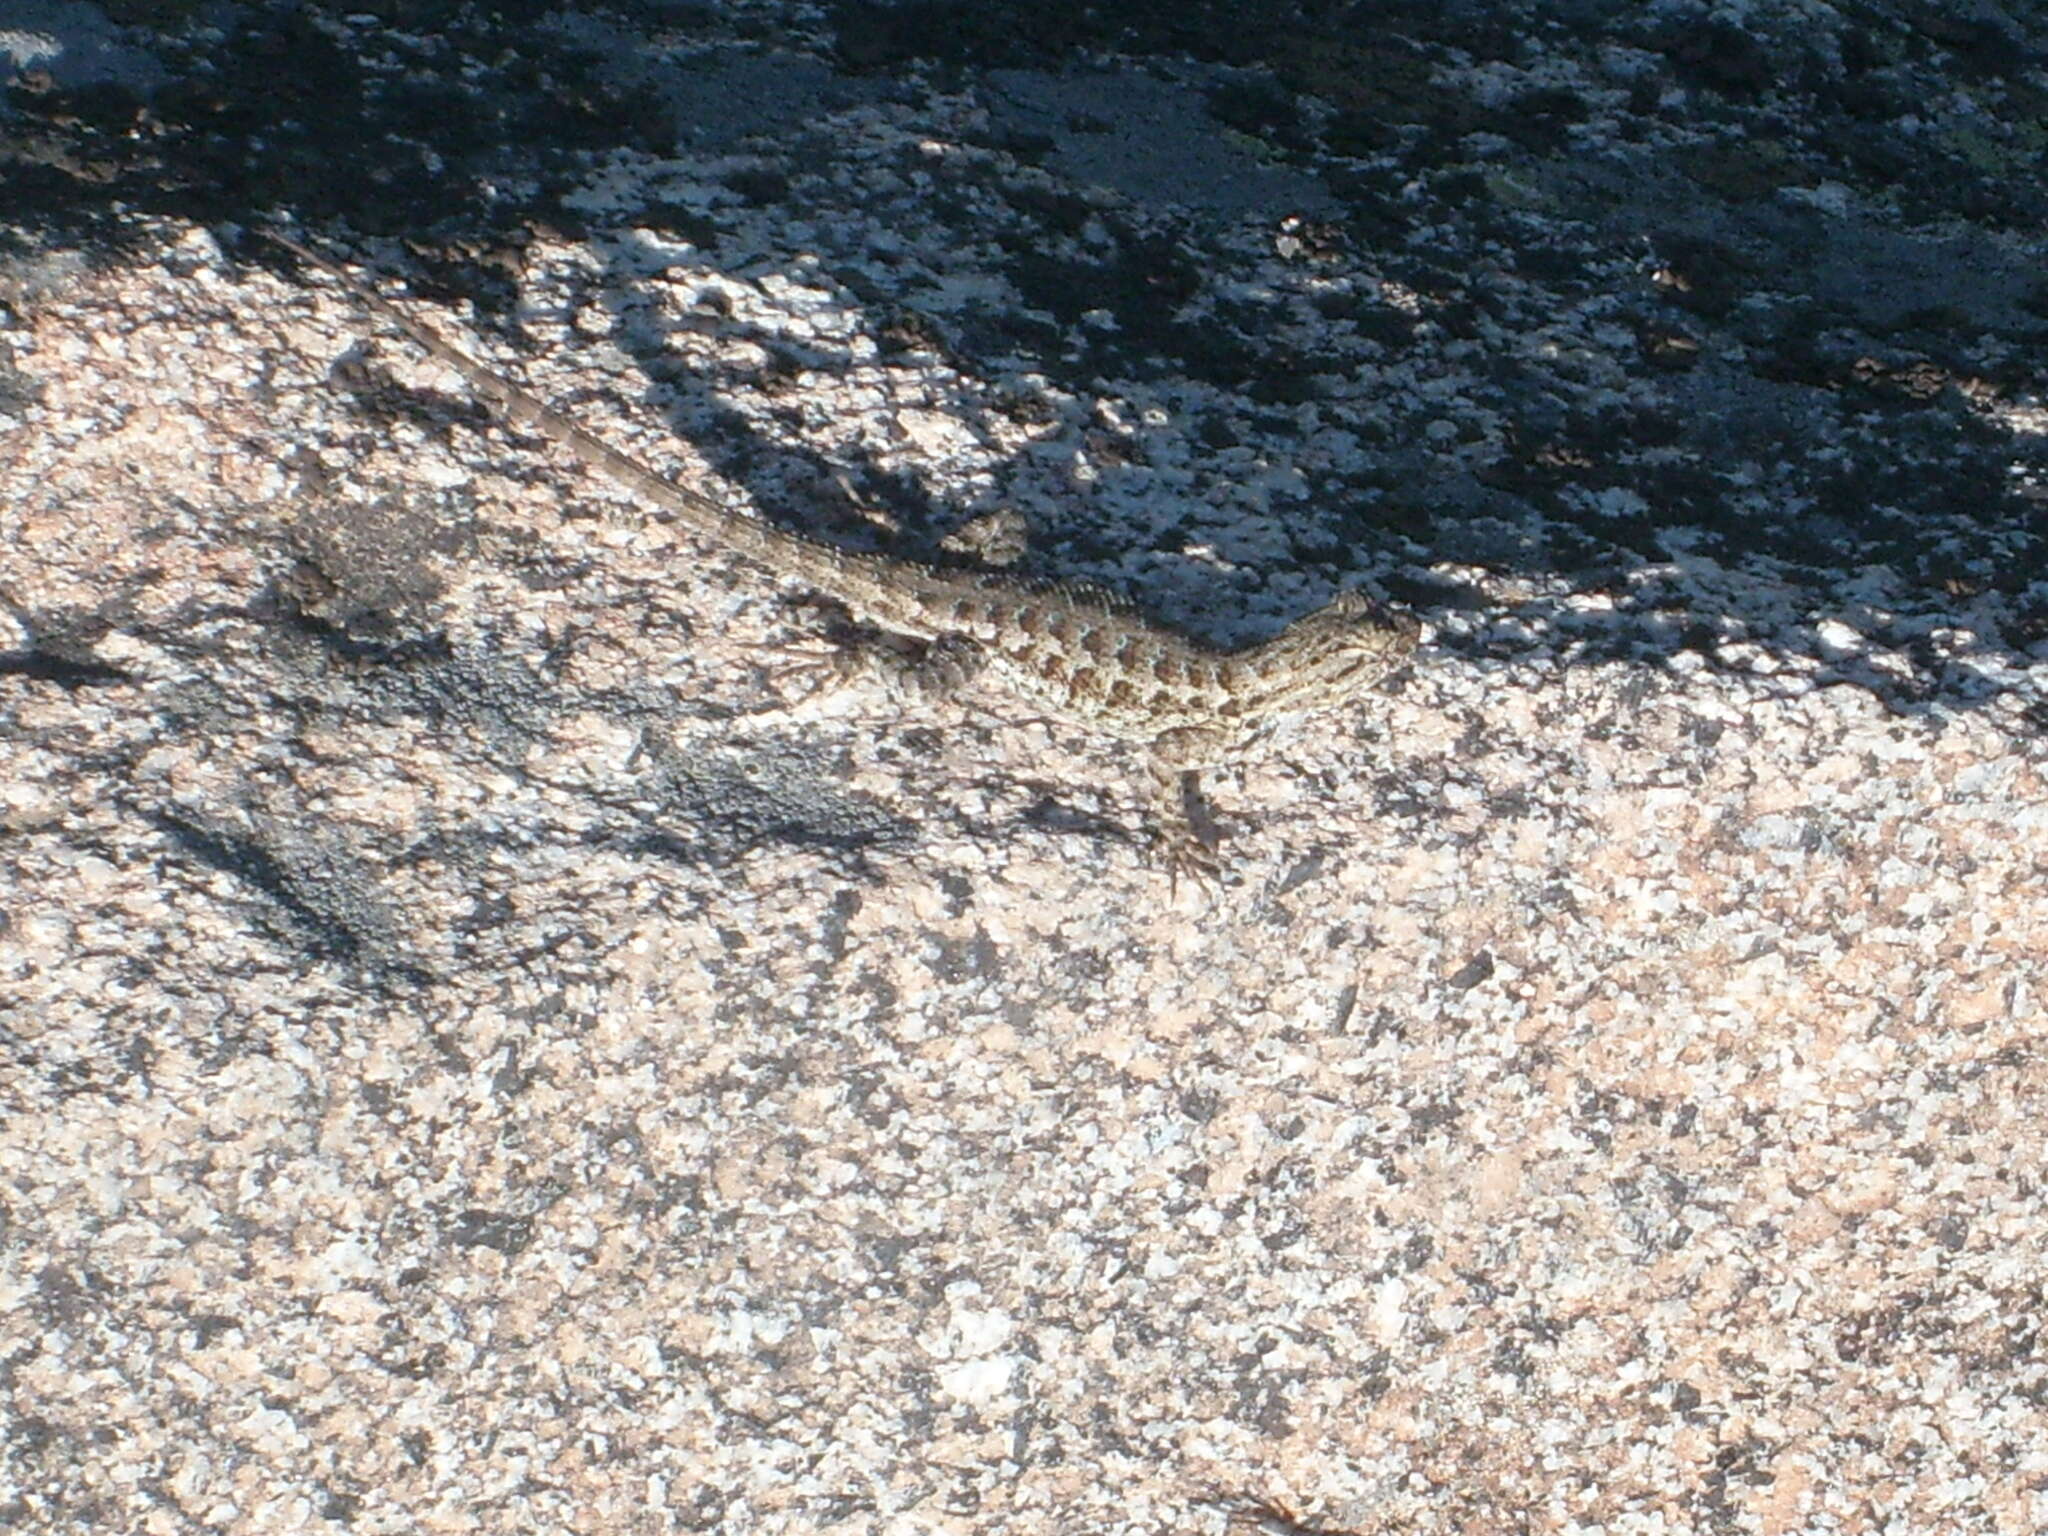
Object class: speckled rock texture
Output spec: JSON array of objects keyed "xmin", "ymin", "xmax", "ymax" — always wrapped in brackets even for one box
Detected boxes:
[{"xmin": 6, "ymin": 3, "xmax": 2048, "ymax": 1533}]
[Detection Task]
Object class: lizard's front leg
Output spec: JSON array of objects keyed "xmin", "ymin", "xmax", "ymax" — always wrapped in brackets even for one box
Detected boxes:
[{"xmin": 1147, "ymin": 725, "xmax": 1232, "ymax": 885}]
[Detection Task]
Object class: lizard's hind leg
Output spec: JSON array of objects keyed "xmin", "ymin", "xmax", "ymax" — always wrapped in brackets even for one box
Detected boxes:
[
  {"xmin": 1147, "ymin": 725, "xmax": 1231, "ymax": 886},
  {"xmin": 765, "ymin": 613, "xmax": 987, "ymax": 711}
]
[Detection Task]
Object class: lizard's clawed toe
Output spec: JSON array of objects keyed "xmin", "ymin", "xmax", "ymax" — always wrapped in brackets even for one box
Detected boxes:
[{"xmin": 1158, "ymin": 828, "xmax": 1224, "ymax": 891}]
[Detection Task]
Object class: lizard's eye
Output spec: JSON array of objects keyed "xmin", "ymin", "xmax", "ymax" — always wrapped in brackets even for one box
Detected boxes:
[{"xmin": 1331, "ymin": 589, "xmax": 1370, "ymax": 617}]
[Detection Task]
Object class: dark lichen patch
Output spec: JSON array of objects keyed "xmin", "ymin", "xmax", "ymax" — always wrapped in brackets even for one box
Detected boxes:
[
  {"xmin": 280, "ymin": 492, "xmax": 470, "ymax": 640},
  {"xmin": 0, "ymin": 648, "xmax": 132, "ymax": 688},
  {"xmin": 0, "ymin": 341, "xmax": 44, "ymax": 415},
  {"xmin": 144, "ymin": 806, "xmax": 412, "ymax": 972},
  {"xmin": 630, "ymin": 737, "xmax": 911, "ymax": 869}
]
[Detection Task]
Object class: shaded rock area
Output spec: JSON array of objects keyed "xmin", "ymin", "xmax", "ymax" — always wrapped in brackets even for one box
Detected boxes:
[{"xmin": 5, "ymin": 3, "xmax": 2048, "ymax": 1533}]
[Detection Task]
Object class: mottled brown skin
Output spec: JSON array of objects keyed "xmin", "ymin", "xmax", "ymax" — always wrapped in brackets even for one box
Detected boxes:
[{"xmin": 264, "ymin": 231, "xmax": 1420, "ymax": 878}]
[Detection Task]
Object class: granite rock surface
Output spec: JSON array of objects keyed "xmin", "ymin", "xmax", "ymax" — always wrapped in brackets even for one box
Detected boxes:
[{"xmin": 5, "ymin": 4, "xmax": 2048, "ymax": 1532}]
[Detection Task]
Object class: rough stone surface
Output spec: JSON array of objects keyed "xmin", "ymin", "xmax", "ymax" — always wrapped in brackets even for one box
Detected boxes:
[{"xmin": 5, "ymin": 4, "xmax": 2048, "ymax": 1534}]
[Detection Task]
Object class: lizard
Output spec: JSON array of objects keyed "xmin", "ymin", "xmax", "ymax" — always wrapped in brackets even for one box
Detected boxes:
[{"xmin": 260, "ymin": 228, "xmax": 1421, "ymax": 880}]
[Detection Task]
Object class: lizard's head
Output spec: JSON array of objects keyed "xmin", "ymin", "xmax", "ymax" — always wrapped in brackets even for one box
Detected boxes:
[{"xmin": 1260, "ymin": 588, "xmax": 1421, "ymax": 692}]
